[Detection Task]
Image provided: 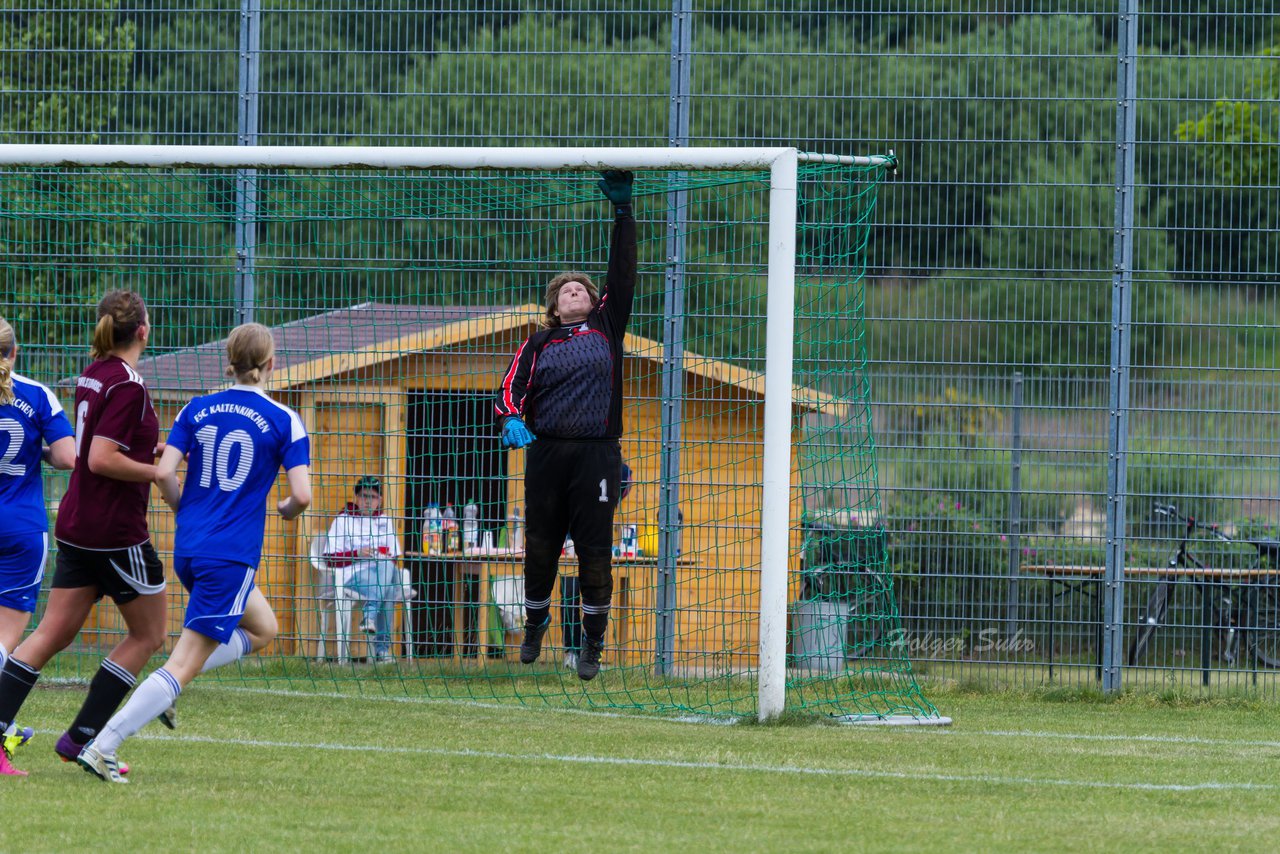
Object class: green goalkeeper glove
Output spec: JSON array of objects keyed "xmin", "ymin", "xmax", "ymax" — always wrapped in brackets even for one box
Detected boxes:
[{"xmin": 597, "ymin": 170, "xmax": 634, "ymax": 207}]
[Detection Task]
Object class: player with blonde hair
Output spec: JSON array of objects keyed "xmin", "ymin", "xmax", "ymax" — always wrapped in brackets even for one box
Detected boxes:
[
  {"xmin": 0, "ymin": 316, "xmax": 76, "ymax": 776},
  {"xmin": 78, "ymin": 322, "xmax": 311, "ymax": 782}
]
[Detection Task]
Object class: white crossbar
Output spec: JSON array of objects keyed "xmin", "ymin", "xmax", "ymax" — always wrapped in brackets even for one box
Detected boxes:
[{"xmin": 0, "ymin": 144, "xmax": 888, "ymax": 170}]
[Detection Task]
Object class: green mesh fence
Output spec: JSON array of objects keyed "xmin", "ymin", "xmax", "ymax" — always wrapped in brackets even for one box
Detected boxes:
[{"xmin": 1, "ymin": 158, "xmax": 939, "ymax": 721}]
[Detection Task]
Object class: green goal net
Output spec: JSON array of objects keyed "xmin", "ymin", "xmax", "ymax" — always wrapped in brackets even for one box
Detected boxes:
[{"xmin": 0, "ymin": 147, "xmax": 942, "ymax": 723}]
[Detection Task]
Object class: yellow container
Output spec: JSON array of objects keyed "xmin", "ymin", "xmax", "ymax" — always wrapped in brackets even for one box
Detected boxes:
[{"xmin": 639, "ymin": 526, "xmax": 659, "ymax": 556}]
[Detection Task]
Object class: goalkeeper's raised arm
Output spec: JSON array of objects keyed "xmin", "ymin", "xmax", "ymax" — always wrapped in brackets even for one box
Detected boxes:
[
  {"xmin": 492, "ymin": 171, "xmax": 636, "ymax": 682},
  {"xmin": 493, "ymin": 170, "xmax": 635, "ymax": 446},
  {"xmin": 594, "ymin": 169, "xmax": 637, "ymax": 341}
]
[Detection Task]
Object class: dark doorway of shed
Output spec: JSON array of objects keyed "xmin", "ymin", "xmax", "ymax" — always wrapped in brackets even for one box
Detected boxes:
[{"xmin": 406, "ymin": 391, "xmax": 508, "ymax": 658}]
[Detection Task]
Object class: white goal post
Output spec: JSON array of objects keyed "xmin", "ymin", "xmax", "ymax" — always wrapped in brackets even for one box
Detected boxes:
[{"xmin": 0, "ymin": 143, "xmax": 896, "ymax": 723}]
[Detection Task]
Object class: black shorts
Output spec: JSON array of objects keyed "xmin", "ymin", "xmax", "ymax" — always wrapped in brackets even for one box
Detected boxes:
[{"xmin": 53, "ymin": 540, "xmax": 166, "ymax": 604}]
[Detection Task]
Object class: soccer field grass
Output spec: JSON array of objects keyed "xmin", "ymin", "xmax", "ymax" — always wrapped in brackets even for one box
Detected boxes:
[{"xmin": 4, "ymin": 685, "xmax": 1279, "ymax": 852}]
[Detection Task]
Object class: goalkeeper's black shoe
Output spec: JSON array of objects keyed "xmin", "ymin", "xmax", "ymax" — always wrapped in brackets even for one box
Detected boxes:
[
  {"xmin": 577, "ymin": 637, "xmax": 604, "ymax": 681},
  {"xmin": 520, "ymin": 618, "xmax": 550, "ymax": 664}
]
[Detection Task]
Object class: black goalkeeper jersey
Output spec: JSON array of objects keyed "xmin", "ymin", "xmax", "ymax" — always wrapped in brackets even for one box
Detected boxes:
[{"xmin": 495, "ymin": 210, "xmax": 636, "ymax": 440}]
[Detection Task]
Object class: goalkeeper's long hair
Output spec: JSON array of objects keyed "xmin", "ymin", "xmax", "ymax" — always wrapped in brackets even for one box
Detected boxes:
[{"xmin": 542, "ymin": 272, "xmax": 599, "ymax": 328}]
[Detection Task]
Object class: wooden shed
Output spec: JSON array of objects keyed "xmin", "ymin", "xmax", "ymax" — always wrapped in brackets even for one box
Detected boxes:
[{"xmin": 117, "ymin": 302, "xmax": 834, "ymax": 668}]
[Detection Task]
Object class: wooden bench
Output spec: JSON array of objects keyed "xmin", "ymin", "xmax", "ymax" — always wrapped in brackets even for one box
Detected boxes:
[
  {"xmin": 1022, "ymin": 564, "xmax": 1280, "ymax": 682},
  {"xmin": 1025, "ymin": 565, "xmax": 1280, "ymax": 580}
]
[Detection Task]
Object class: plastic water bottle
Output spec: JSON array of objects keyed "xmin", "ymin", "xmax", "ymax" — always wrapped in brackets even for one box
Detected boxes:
[
  {"xmin": 462, "ymin": 500, "xmax": 479, "ymax": 549},
  {"xmin": 621, "ymin": 524, "xmax": 637, "ymax": 558},
  {"xmin": 442, "ymin": 502, "xmax": 459, "ymax": 553},
  {"xmin": 508, "ymin": 506, "xmax": 524, "ymax": 552},
  {"xmin": 424, "ymin": 503, "xmax": 442, "ymax": 555}
]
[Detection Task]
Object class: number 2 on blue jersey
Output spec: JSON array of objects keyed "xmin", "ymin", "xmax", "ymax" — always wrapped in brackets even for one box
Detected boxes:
[{"xmin": 0, "ymin": 417, "xmax": 26, "ymax": 475}]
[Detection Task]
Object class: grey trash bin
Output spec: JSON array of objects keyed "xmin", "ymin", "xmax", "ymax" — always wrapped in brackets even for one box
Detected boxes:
[{"xmin": 791, "ymin": 600, "xmax": 850, "ymax": 672}]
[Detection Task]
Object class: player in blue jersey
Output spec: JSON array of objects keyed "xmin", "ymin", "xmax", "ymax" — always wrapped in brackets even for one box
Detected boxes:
[
  {"xmin": 76, "ymin": 322, "xmax": 311, "ymax": 783},
  {"xmin": 0, "ymin": 316, "xmax": 76, "ymax": 777}
]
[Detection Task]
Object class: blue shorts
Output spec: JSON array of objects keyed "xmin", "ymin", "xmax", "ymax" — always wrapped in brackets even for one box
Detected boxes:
[
  {"xmin": 0, "ymin": 532, "xmax": 48, "ymax": 613},
  {"xmin": 174, "ymin": 556, "xmax": 256, "ymax": 644}
]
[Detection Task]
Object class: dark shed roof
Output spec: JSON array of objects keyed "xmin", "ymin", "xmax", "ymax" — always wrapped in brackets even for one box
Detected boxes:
[{"xmin": 138, "ymin": 303, "xmax": 513, "ymax": 393}]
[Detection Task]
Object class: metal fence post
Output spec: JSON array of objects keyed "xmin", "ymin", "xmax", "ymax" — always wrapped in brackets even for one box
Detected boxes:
[
  {"xmin": 654, "ymin": 0, "xmax": 692, "ymax": 676},
  {"xmin": 1102, "ymin": 0, "xmax": 1139, "ymax": 694},
  {"xmin": 1006, "ymin": 372, "xmax": 1023, "ymax": 639},
  {"xmin": 234, "ymin": 0, "xmax": 262, "ymax": 325}
]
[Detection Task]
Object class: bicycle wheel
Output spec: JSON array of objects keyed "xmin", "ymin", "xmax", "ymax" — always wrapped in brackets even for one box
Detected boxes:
[
  {"xmin": 1247, "ymin": 584, "xmax": 1280, "ymax": 668},
  {"xmin": 1128, "ymin": 579, "xmax": 1171, "ymax": 666}
]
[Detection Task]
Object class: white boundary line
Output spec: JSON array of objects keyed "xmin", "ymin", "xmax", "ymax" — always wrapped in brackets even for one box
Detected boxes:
[
  {"xmin": 30, "ymin": 684, "xmax": 1274, "ymax": 790},
  {"xmin": 189, "ymin": 686, "xmax": 1280, "ymax": 747},
  {"xmin": 966, "ymin": 728, "xmax": 1280, "ymax": 750},
  {"xmin": 90, "ymin": 731, "xmax": 1271, "ymax": 792},
  {"xmin": 46, "ymin": 681, "xmax": 1280, "ymax": 748}
]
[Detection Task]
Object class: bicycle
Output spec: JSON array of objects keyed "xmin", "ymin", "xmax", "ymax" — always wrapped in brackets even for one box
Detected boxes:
[{"xmin": 1127, "ymin": 502, "xmax": 1280, "ymax": 668}]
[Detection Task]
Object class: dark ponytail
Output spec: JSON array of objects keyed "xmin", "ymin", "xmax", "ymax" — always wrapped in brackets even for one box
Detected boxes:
[{"xmin": 90, "ymin": 290, "xmax": 148, "ymax": 359}]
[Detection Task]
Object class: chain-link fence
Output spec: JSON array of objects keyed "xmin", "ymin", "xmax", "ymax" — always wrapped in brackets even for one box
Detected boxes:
[{"xmin": 3, "ymin": 2, "xmax": 1279, "ymax": 694}]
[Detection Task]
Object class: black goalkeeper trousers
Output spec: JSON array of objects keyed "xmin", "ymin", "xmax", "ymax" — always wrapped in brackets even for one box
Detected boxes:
[{"xmin": 523, "ymin": 438, "xmax": 622, "ymax": 634}]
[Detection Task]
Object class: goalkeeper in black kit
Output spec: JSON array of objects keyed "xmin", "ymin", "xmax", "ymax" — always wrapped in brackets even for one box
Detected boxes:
[{"xmin": 494, "ymin": 170, "xmax": 636, "ymax": 681}]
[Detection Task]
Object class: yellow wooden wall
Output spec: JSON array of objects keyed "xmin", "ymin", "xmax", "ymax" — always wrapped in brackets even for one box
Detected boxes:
[
  {"xmin": 85, "ymin": 395, "xmax": 343, "ymax": 656},
  {"xmin": 286, "ymin": 391, "xmax": 404, "ymax": 658},
  {"xmin": 94, "ymin": 339, "xmax": 808, "ymax": 667}
]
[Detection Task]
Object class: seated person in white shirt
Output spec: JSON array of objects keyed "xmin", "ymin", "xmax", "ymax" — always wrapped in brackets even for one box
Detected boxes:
[{"xmin": 323, "ymin": 476, "xmax": 403, "ymax": 662}]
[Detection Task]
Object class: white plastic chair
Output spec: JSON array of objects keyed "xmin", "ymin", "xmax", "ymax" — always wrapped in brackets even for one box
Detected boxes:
[
  {"xmin": 393, "ymin": 565, "xmax": 417, "ymax": 660},
  {"xmin": 309, "ymin": 537, "xmax": 357, "ymax": 663},
  {"xmin": 492, "ymin": 574, "xmax": 525, "ymax": 633},
  {"xmin": 309, "ymin": 538, "xmax": 416, "ymax": 662}
]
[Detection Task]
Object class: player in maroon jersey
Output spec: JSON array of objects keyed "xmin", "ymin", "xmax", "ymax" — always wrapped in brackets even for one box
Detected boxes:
[{"xmin": 0, "ymin": 290, "xmax": 171, "ymax": 775}]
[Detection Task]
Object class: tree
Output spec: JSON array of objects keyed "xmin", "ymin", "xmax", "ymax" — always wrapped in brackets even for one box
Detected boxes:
[{"xmin": 1169, "ymin": 28, "xmax": 1279, "ymax": 285}]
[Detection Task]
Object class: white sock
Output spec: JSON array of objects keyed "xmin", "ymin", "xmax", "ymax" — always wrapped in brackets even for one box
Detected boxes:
[
  {"xmin": 96, "ymin": 668, "xmax": 182, "ymax": 755},
  {"xmin": 0, "ymin": 640, "xmax": 8, "ymax": 671},
  {"xmin": 200, "ymin": 628, "xmax": 251, "ymax": 673}
]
